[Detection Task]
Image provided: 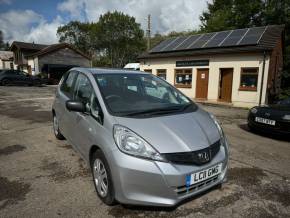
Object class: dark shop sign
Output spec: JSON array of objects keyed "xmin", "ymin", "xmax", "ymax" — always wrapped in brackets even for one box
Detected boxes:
[{"xmin": 176, "ymin": 60, "xmax": 209, "ymax": 67}]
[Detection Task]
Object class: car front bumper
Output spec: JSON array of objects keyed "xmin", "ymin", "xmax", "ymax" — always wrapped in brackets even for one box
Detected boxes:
[
  {"xmin": 108, "ymin": 144, "xmax": 228, "ymax": 207},
  {"xmin": 248, "ymin": 114, "xmax": 290, "ymax": 135}
]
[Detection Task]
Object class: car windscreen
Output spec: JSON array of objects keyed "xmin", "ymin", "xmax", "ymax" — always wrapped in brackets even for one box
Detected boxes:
[{"xmin": 94, "ymin": 73, "xmax": 197, "ymax": 117}]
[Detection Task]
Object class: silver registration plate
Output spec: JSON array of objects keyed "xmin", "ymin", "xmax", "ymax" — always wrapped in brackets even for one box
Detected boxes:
[{"xmin": 255, "ymin": 117, "xmax": 276, "ymax": 126}]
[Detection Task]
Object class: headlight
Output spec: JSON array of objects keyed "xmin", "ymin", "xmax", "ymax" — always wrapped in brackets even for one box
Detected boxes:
[
  {"xmin": 282, "ymin": 115, "xmax": 290, "ymax": 121},
  {"xmin": 209, "ymin": 113, "xmax": 224, "ymax": 138},
  {"xmin": 250, "ymin": 107, "xmax": 258, "ymax": 114},
  {"xmin": 113, "ymin": 125, "xmax": 165, "ymax": 162}
]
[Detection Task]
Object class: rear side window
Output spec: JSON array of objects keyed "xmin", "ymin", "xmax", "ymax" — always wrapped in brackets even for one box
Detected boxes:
[{"xmin": 60, "ymin": 71, "xmax": 78, "ymax": 97}]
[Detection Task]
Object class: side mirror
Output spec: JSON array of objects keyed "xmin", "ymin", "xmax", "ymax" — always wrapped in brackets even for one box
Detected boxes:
[{"xmin": 66, "ymin": 100, "xmax": 86, "ymax": 112}]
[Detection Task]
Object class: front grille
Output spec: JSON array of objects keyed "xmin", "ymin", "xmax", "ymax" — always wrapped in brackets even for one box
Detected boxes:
[
  {"xmin": 175, "ymin": 175, "xmax": 219, "ymax": 195},
  {"xmin": 162, "ymin": 140, "xmax": 220, "ymax": 165}
]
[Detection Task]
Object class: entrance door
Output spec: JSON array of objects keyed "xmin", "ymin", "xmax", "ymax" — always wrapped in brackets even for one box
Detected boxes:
[
  {"xmin": 196, "ymin": 69, "xmax": 209, "ymax": 99},
  {"xmin": 219, "ymin": 68, "xmax": 233, "ymax": 102}
]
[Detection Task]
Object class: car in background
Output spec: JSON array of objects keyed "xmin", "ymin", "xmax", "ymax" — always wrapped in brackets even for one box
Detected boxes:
[
  {"xmin": 0, "ymin": 69, "xmax": 42, "ymax": 86},
  {"xmin": 123, "ymin": 63, "xmax": 140, "ymax": 70},
  {"xmin": 248, "ymin": 97, "xmax": 290, "ymax": 136}
]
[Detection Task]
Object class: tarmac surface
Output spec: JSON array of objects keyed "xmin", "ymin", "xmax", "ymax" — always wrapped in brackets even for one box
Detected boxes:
[{"xmin": 0, "ymin": 86, "xmax": 289, "ymax": 218}]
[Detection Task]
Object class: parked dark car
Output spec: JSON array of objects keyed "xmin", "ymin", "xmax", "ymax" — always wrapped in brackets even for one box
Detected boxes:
[
  {"xmin": 248, "ymin": 97, "xmax": 290, "ymax": 135},
  {"xmin": 0, "ymin": 70, "xmax": 42, "ymax": 86}
]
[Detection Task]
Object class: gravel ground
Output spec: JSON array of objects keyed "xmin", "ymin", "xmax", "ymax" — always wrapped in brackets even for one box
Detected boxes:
[{"xmin": 0, "ymin": 86, "xmax": 289, "ymax": 218}]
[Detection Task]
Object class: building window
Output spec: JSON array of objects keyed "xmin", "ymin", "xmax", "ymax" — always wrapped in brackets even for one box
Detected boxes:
[
  {"xmin": 239, "ymin": 68, "xmax": 259, "ymax": 91},
  {"xmin": 10, "ymin": 62, "xmax": 13, "ymax": 69},
  {"xmin": 157, "ymin": 69, "xmax": 166, "ymax": 80},
  {"xmin": 174, "ymin": 69, "xmax": 192, "ymax": 88},
  {"xmin": 143, "ymin": 69, "xmax": 152, "ymax": 73}
]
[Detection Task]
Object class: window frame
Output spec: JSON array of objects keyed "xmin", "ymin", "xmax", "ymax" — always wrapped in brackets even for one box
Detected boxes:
[
  {"xmin": 156, "ymin": 69, "xmax": 167, "ymax": 80},
  {"xmin": 174, "ymin": 68, "xmax": 193, "ymax": 88},
  {"xmin": 239, "ymin": 67, "xmax": 259, "ymax": 91}
]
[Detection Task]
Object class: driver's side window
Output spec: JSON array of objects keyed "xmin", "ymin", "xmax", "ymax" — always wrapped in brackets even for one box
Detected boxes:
[
  {"xmin": 73, "ymin": 73, "xmax": 93, "ymax": 104},
  {"xmin": 73, "ymin": 74, "xmax": 103, "ymax": 124}
]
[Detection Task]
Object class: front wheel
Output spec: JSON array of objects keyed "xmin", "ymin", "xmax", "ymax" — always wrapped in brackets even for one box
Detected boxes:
[
  {"xmin": 53, "ymin": 114, "xmax": 65, "ymax": 140},
  {"xmin": 91, "ymin": 150, "xmax": 115, "ymax": 205}
]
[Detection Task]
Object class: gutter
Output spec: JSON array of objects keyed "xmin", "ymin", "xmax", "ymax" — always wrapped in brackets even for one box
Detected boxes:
[{"xmin": 259, "ymin": 51, "xmax": 266, "ymax": 106}]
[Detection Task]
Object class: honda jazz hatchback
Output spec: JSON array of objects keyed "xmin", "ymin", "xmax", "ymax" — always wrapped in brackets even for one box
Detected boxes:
[{"xmin": 52, "ymin": 68, "xmax": 229, "ymax": 206}]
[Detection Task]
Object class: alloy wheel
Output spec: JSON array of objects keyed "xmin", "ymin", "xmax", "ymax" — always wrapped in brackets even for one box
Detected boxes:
[
  {"xmin": 53, "ymin": 115, "xmax": 59, "ymax": 136},
  {"xmin": 93, "ymin": 158, "xmax": 108, "ymax": 197}
]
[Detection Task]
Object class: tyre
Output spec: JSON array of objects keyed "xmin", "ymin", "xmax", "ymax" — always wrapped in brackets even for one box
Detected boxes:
[
  {"xmin": 1, "ymin": 79, "xmax": 10, "ymax": 86},
  {"xmin": 52, "ymin": 113, "xmax": 65, "ymax": 140},
  {"xmin": 91, "ymin": 150, "xmax": 116, "ymax": 205}
]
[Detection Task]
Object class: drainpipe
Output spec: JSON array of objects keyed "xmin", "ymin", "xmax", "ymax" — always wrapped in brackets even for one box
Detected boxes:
[{"xmin": 259, "ymin": 51, "xmax": 266, "ymax": 106}]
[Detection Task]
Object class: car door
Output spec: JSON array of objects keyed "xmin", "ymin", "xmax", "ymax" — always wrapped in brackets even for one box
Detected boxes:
[
  {"xmin": 56, "ymin": 71, "xmax": 78, "ymax": 140},
  {"xmin": 69, "ymin": 73, "xmax": 104, "ymax": 159},
  {"xmin": 14, "ymin": 70, "xmax": 27, "ymax": 84}
]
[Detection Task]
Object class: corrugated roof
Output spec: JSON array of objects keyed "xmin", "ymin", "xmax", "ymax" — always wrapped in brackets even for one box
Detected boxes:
[
  {"xmin": 139, "ymin": 25, "xmax": 284, "ymax": 59},
  {"xmin": 0, "ymin": 51, "xmax": 13, "ymax": 60}
]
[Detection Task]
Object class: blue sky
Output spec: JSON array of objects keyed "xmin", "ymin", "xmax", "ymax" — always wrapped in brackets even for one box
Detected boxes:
[
  {"xmin": 0, "ymin": 0, "xmax": 209, "ymax": 44},
  {"xmin": 0, "ymin": 0, "xmax": 61, "ymax": 22}
]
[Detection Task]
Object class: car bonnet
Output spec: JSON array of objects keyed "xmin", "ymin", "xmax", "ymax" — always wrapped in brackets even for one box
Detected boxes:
[{"xmin": 113, "ymin": 108, "xmax": 220, "ymax": 153}]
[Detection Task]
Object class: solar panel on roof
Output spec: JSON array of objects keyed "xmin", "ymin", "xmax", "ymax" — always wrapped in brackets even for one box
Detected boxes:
[
  {"xmin": 238, "ymin": 26, "xmax": 266, "ymax": 45},
  {"xmin": 150, "ymin": 38, "xmax": 175, "ymax": 53},
  {"xmin": 148, "ymin": 25, "xmax": 274, "ymax": 54},
  {"xmin": 189, "ymin": 33, "xmax": 215, "ymax": 49},
  {"xmin": 204, "ymin": 31, "xmax": 231, "ymax": 48},
  {"xmin": 175, "ymin": 35, "xmax": 201, "ymax": 50},
  {"xmin": 162, "ymin": 36, "xmax": 188, "ymax": 51},
  {"xmin": 220, "ymin": 29, "xmax": 248, "ymax": 46}
]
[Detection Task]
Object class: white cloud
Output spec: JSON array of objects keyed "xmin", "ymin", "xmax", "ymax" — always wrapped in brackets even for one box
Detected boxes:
[
  {"xmin": 0, "ymin": 1, "xmax": 209, "ymax": 44},
  {"xmin": 58, "ymin": 0, "xmax": 209, "ymax": 34},
  {"xmin": 0, "ymin": 10, "xmax": 62, "ymax": 44}
]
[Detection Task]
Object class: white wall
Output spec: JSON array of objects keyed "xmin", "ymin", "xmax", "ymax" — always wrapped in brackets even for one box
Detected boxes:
[
  {"xmin": 140, "ymin": 53, "xmax": 270, "ymax": 108},
  {"xmin": 27, "ymin": 57, "xmax": 39, "ymax": 76},
  {"xmin": 0, "ymin": 60, "xmax": 14, "ymax": 69}
]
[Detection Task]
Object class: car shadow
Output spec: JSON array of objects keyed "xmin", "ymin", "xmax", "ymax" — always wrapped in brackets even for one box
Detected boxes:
[{"xmin": 238, "ymin": 124, "xmax": 290, "ymax": 142}]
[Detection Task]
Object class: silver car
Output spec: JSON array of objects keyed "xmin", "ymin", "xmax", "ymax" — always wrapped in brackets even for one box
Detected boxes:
[{"xmin": 52, "ymin": 68, "xmax": 229, "ymax": 207}]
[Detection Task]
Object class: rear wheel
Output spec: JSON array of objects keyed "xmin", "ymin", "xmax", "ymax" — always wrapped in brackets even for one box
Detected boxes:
[
  {"xmin": 91, "ymin": 150, "xmax": 115, "ymax": 205},
  {"xmin": 53, "ymin": 114, "xmax": 65, "ymax": 140}
]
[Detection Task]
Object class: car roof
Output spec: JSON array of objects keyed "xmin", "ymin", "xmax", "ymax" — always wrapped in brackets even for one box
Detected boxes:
[{"xmin": 71, "ymin": 67, "xmax": 149, "ymax": 75}]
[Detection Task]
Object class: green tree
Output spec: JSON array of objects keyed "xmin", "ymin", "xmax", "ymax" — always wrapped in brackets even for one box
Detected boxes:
[
  {"xmin": 0, "ymin": 31, "xmax": 10, "ymax": 51},
  {"xmin": 57, "ymin": 21, "xmax": 95, "ymax": 56},
  {"xmin": 0, "ymin": 30, "xmax": 5, "ymax": 50},
  {"xmin": 97, "ymin": 11, "xmax": 146, "ymax": 68}
]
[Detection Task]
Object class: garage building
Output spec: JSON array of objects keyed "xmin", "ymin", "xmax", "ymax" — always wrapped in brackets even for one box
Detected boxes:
[
  {"xmin": 138, "ymin": 25, "xmax": 284, "ymax": 107},
  {"xmin": 10, "ymin": 41, "xmax": 91, "ymax": 83}
]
